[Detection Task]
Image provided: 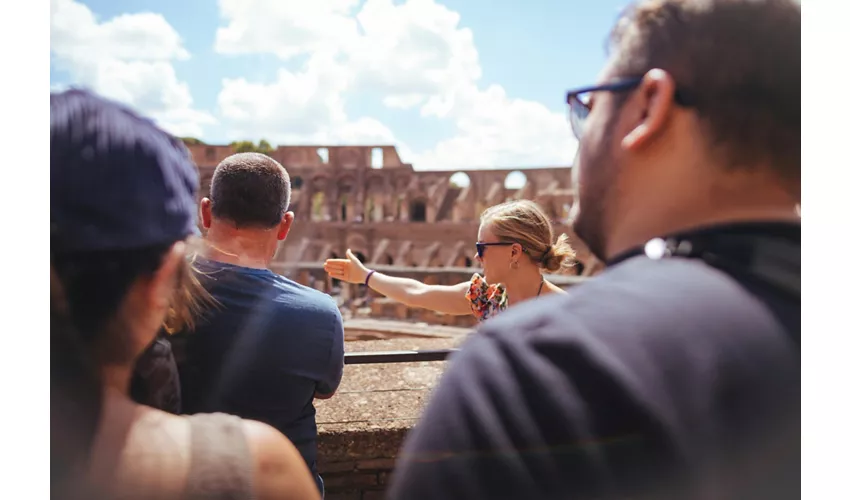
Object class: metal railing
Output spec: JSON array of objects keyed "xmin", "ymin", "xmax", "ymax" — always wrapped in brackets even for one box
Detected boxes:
[{"xmin": 344, "ymin": 349, "xmax": 458, "ymax": 365}]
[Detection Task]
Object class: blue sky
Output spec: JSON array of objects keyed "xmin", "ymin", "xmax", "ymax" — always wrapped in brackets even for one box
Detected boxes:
[{"xmin": 50, "ymin": 0, "xmax": 629, "ymax": 169}]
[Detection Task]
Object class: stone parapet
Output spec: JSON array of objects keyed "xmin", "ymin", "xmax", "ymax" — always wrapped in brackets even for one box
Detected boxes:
[{"xmin": 316, "ymin": 336, "xmax": 465, "ymax": 499}]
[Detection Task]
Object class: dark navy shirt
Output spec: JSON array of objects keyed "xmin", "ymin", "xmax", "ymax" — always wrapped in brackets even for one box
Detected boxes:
[
  {"xmin": 130, "ymin": 332, "xmax": 181, "ymax": 414},
  {"xmin": 175, "ymin": 257, "xmax": 344, "ymax": 477},
  {"xmin": 388, "ymin": 223, "xmax": 800, "ymax": 500}
]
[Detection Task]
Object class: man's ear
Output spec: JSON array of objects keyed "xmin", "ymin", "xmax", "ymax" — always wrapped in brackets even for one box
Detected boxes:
[
  {"xmin": 200, "ymin": 198, "xmax": 213, "ymax": 229},
  {"xmin": 621, "ymin": 68, "xmax": 677, "ymax": 152},
  {"xmin": 277, "ymin": 211, "xmax": 295, "ymax": 241},
  {"xmin": 146, "ymin": 240, "xmax": 186, "ymax": 311}
]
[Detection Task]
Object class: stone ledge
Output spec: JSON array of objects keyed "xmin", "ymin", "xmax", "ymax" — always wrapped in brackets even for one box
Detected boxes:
[
  {"xmin": 317, "ymin": 337, "xmax": 464, "ymax": 432},
  {"xmin": 342, "ymin": 318, "xmax": 470, "ymax": 340},
  {"xmin": 318, "ymin": 426, "xmax": 410, "ymax": 463},
  {"xmin": 316, "ymin": 336, "xmax": 465, "ymax": 500}
]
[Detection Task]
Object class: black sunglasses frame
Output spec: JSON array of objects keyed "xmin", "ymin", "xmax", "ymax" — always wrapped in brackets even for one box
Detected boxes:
[
  {"xmin": 476, "ymin": 241, "xmax": 514, "ymax": 259},
  {"xmin": 565, "ymin": 76, "xmax": 695, "ymax": 140}
]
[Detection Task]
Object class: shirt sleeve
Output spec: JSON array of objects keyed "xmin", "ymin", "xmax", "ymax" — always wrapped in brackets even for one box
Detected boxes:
[{"xmin": 316, "ymin": 306, "xmax": 345, "ymax": 396}]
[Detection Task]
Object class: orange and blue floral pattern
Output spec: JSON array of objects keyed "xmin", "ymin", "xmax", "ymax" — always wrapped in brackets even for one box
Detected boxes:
[{"xmin": 465, "ymin": 273, "xmax": 508, "ymax": 322}]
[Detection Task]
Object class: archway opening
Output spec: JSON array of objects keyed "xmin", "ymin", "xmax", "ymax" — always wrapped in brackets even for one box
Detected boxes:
[
  {"xmin": 504, "ymin": 170, "xmax": 528, "ymax": 190},
  {"xmin": 310, "ymin": 192, "xmax": 325, "ymax": 222},
  {"xmin": 410, "ymin": 199, "xmax": 427, "ymax": 222},
  {"xmin": 317, "ymin": 148, "xmax": 329, "ymax": 164},
  {"xmin": 365, "ymin": 195, "xmax": 382, "ymax": 222},
  {"xmin": 371, "ymin": 148, "xmax": 384, "ymax": 169},
  {"xmin": 449, "ymin": 171, "xmax": 471, "ymax": 189},
  {"xmin": 340, "ymin": 193, "xmax": 349, "ymax": 222}
]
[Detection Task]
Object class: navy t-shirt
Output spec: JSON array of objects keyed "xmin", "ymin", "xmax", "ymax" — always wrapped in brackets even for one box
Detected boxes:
[
  {"xmin": 388, "ymin": 222, "xmax": 800, "ymax": 500},
  {"xmin": 175, "ymin": 257, "xmax": 344, "ymax": 476},
  {"xmin": 130, "ymin": 332, "xmax": 181, "ymax": 414}
]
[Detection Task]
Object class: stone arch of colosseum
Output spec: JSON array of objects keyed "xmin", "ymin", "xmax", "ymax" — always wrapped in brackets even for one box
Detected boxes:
[{"xmin": 336, "ymin": 175, "xmax": 358, "ymax": 222}]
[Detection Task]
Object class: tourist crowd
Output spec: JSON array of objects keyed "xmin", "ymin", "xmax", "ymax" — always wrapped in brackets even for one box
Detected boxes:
[{"xmin": 51, "ymin": 0, "xmax": 800, "ymax": 499}]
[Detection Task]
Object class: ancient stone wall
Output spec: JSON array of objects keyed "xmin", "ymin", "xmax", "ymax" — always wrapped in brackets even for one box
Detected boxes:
[
  {"xmin": 316, "ymin": 336, "xmax": 465, "ymax": 500},
  {"xmin": 189, "ymin": 143, "xmax": 599, "ymax": 275}
]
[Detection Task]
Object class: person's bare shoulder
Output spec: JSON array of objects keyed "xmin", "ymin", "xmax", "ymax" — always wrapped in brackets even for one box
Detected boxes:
[
  {"xmin": 95, "ymin": 404, "xmax": 191, "ymax": 500},
  {"xmin": 241, "ymin": 419, "xmax": 321, "ymax": 500}
]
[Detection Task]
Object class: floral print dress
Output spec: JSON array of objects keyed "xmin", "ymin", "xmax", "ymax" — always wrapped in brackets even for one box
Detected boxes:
[{"xmin": 465, "ymin": 273, "xmax": 508, "ymax": 322}]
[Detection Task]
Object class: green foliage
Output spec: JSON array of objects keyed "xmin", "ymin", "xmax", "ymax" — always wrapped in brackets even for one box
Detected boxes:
[
  {"xmin": 230, "ymin": 139, "xmax": 275, "ymax": 154},
  {"xmin": 311, "ymin": 192, "xmax": 325, "ymax": 220},
  {"xmin": 181, "ymin": 137, "xmax": 205, "ymax": 145}
]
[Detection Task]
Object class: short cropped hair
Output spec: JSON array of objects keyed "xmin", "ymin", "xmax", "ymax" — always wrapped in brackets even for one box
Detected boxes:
[
  {"xmin": 210, "ymin": 153, "xmax": 291, "ymax": 228},
  {"xmin": 607, "ymin": 0, "xmax": 800, "ymax": 187}
]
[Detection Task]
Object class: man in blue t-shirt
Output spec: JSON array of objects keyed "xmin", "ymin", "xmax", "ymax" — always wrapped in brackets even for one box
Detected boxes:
[{"xmin": 175, "ymin": 152, "xmax": 344, "ymax": 496}]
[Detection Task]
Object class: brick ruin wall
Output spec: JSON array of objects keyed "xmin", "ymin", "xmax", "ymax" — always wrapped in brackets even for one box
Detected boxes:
[{"xmin": 189, "ymin": 143, "xmax": 603, "ymax": 277}]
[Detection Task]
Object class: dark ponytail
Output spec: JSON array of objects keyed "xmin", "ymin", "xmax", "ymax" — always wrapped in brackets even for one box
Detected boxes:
[{"xmin": 50, "ymin": 268, "xmax": 102, "ymax": 499}]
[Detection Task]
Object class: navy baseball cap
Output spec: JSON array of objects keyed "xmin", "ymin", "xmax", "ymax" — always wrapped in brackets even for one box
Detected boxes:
[{"xmin": 51, "ymin": 89, "xmax": 200, "ymax": 253}]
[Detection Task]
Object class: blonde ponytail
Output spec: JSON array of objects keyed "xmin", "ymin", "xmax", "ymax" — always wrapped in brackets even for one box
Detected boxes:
[{"xmin": 541, "ymin": 233, "xmax": 576, "ymax": 273}]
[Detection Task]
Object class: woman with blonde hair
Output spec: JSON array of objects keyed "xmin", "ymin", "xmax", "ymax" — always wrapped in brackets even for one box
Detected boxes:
[{"xmin": 324, "ymin": 199, "xmax": 576, "ymax": 322}]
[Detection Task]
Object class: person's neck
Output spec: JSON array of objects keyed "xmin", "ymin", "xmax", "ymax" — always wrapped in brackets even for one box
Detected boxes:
[
  {"xmin": 503, "ymin": 269, "xmax": 545, "ymax": 305},
  {"xmin": 605, "ymin": 182, "xmax": 799, "ymax": 262},
  {"xmin": 203, "ymin": 223, "xmax": 278, "ymax": 270},
  {"xmin": 101, "ymin": 364, "xmax": 133, "ymax": 395}
]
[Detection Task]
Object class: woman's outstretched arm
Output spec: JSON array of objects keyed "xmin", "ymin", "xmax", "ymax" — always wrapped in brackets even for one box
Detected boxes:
[
  {"xmin": 324, "ymin": 249, "xmax": 472, "ymax": 316},
  {"xmin": 367, "ymin": 272, "xmax": 472, "ymax": 315}
]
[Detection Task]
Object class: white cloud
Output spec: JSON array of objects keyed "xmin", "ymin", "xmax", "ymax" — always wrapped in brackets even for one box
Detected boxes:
[
  {"xmin": 216, "ymin": 51, "xmax": 408, "ymax": 152},
  {"xmin": 416, "ymin": 82, "xmax": 577, "ymax": 169},
  {"xmin": 50, "ymin": 0, "xmax": 215, "ymax": 138},
  {"xmin": 215, "ymin": 0, "xmax": 361, "ymax": 59},
  {"xmin": 218, "ymin": 53, "xmax": 350, "ymax": 137},
  {"xmin": 348, "ymin": 0, "xmax": 482, "ymax": 110},
  {"xmin": 213, "ymin": 0, "xmax": 576, "ymax": 169}
]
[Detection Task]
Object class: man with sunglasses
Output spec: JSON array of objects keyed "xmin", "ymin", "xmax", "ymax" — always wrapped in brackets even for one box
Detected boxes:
[{"xmin": 388, "ymin": 1, "xmax": 800, "ymax": 499}]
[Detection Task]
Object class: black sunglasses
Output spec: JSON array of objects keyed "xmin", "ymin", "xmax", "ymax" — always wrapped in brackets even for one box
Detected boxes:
[
  {"xmin": 476, "ymin": 242, "xmax": 514, "ymax": 258},
  {"xmin": 565, "ymin": 76, "xmax": 695, "ymax": 140}
]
